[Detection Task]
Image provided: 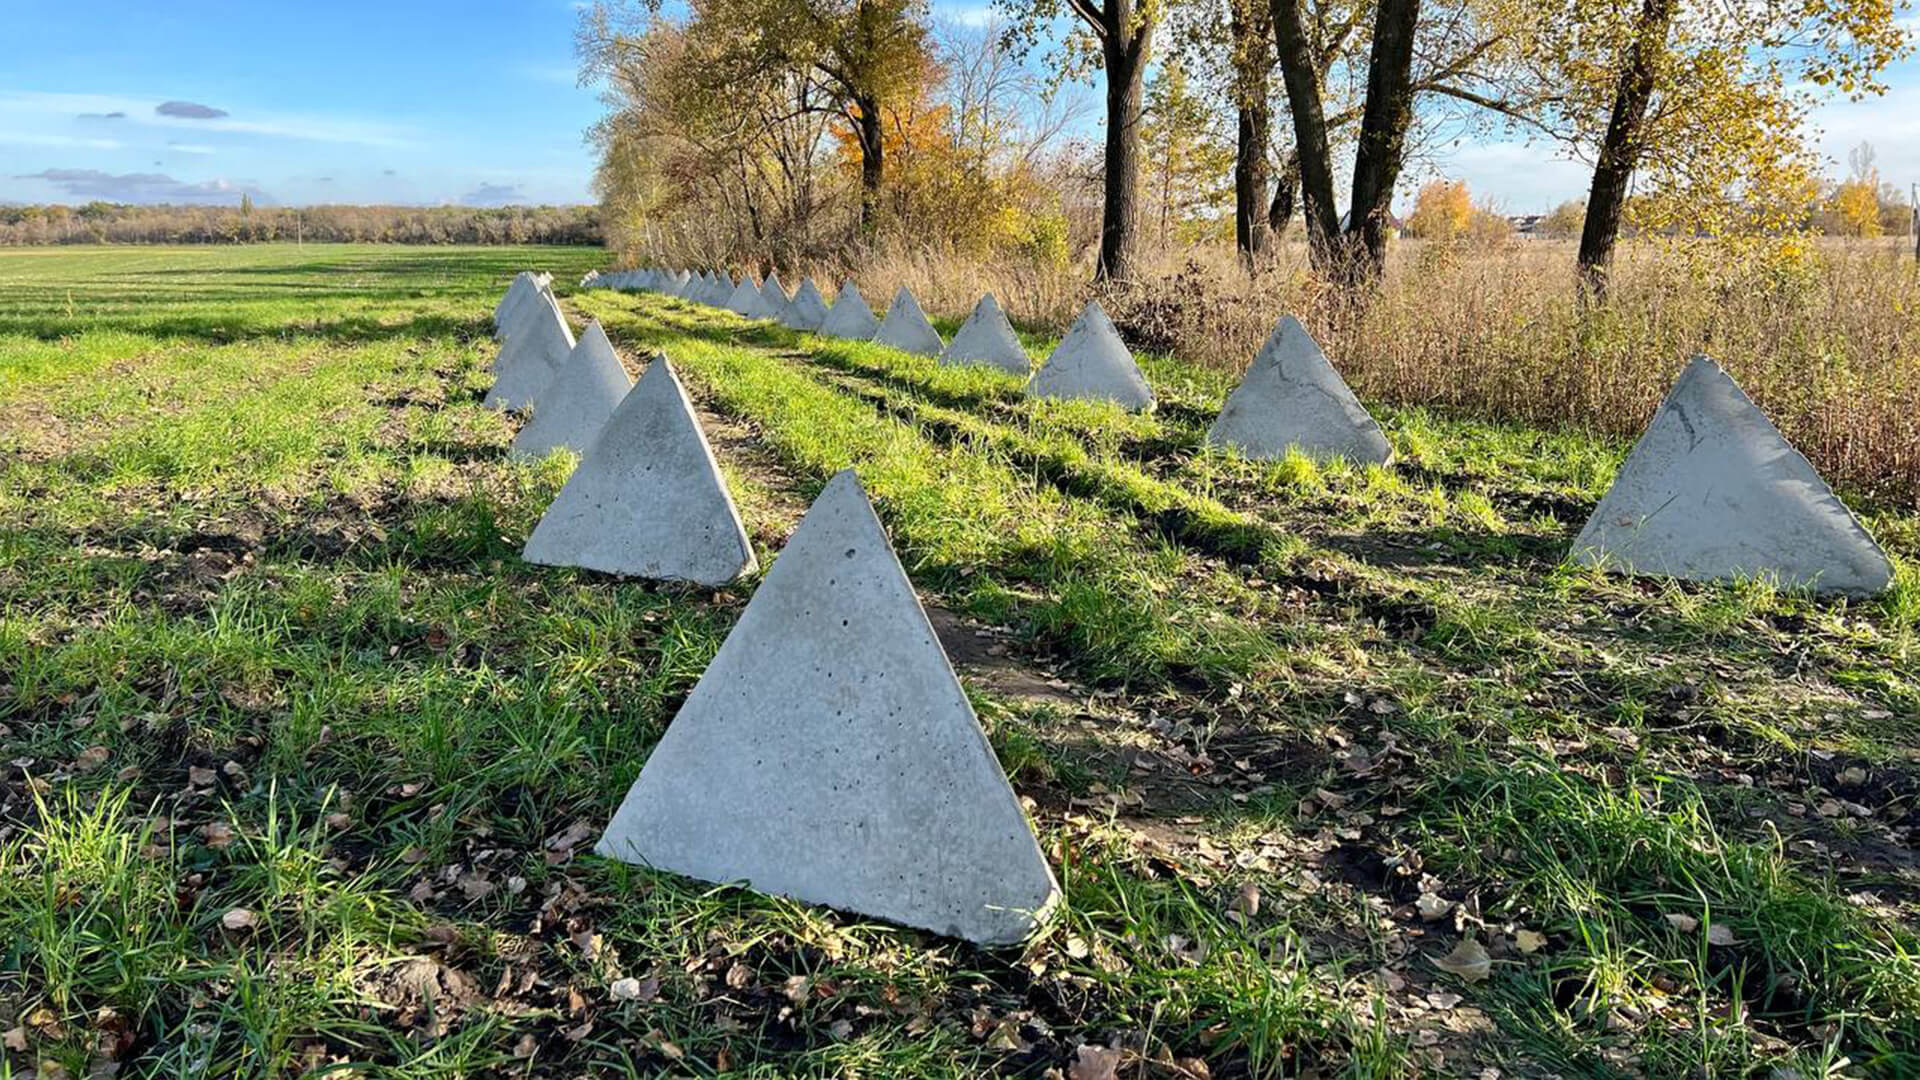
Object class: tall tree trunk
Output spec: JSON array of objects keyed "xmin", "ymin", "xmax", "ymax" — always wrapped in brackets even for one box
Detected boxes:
[
  {"xmin": 852, "ymin": 94, "xmax": 885, "ymax": 239},
  {"xmin": 1270, "ymin": 0, "xmax": 1340, "ymax": 273},
  {"xmin": 1269, "ymin": 147, "xmax": 1299, "ymax": 238},
  {"xmin": 1344, "ymin": 0, "xmax": 1421, "ymax": 287},
  {"xmin": 1096, "ymin": 0, "xmax": 1152, "ymax": 283},
  {"xmin": 1230, "ymin": 0, "xmax": 1274, "ymax": 263},
  {"xmin": 1577, "ymin": 0, "xmax": 1676, "ymax": 297}
]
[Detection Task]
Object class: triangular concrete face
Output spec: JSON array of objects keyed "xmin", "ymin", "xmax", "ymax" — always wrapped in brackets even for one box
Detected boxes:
[
  {"xmin": 873, "ymin": 286, "xmax": 944, "ymax": 356},
  {"xmin": 819, "ymin": 280, "xmax": 880, "ymax": 340},
  {"xmin": 495, "ymin": 272, "xmax": 535, "ymax": 326},
  {"xmin": 496, "ymin": 277, "xmax": 553, "ymax": 341},
  {"xmin": 780, "ymin": 277, "xmax": 831, "ymax": 331},
  {"xmin": 1571, "ymin": 356, "xmax": 1893, "ymax": 595},
  {"xmin": 595, "ymin": 469, "xmax": 1059, "ymax": 944},
  {"xmin": 761, "ymin": 271, "xmax": 789, "ymax": 314},
  {"xmin": 940, "ymin": 293, "xmax": 1029, "ymax": 375},
  {"xmin": 1206, "ymin": 315, "xmax": 1392, "ymax": 465},
  {"xmin": 511, "ymin": 320, "xmax": 634, "ymax": 462},
  {"xmin": 486, "ymin": 295, "xmax": 575, "ymax": 411},
  {"xmin": 701, "ymin": 273, "xmax": 733, "ymax": 307},
  {"xmin": 725, "ymin": 277, "xmax": 776, "ymax": 319},
  {"xmin": 1025, "ymin": 301, "xmax": 1154, "ymax": 411},
  {"xmin": 523, "ymin": 357, "xmax": 756, "ymax": 584}
]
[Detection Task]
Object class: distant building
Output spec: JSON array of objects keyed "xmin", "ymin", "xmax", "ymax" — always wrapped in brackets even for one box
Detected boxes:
[{"xmin": 1508, "ymin": 214, "xmax": 1545, "ymax": 239}]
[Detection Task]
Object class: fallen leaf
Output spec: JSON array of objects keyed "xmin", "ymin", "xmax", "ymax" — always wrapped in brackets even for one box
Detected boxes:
[
  {"xmin": 1069, "ymin": 1043, "xmax": 1124, "ymax": 1080},
  {"xmin": 512, "ymin": 1034, "xmax": 537, "ymax": 1058},
  {"xmin": 609, "ymin": 977, "xmax": 646, "ymax": 1001},
  {"xmin": 3, "ymin": 1026, "xmax": 25, "ymax": 1052},
  {"xmin": 221, "ymin": 908, "xmax": 257, "ymax": 931},
  {"xmin": 1513, "ymin": 929, "xmax": 1548, "ymax": 955},
  {"xmin": 1228, "ymin": 882, "xmax": 1261, "ymax": 920},
  {"xmin": 74, "ymin": 745, "xmax": 111, "ymax": 772},
  {"xmin": 1416, "ymin": 893, "xmax": 1452, "ymax": 921},
  {"xmin": 399, "ymin": 845, "xmax": 429, "ymax": 865},
  {"xmin": 1707, "ymin": 924, "xmax": 1738, "ymax": 947},
  {"xmin": 199, "ymin": 822, "xmax": 233, "ymax": 850},
  {"xmin": 188, "ymin": 766, "xmax": 217, "ymax": 788},
  {"xmin": 1433, "ymin": 937, "xmax": 1491, "ymax": 982},
  {"xmin": 1664, "ymin": 913, "xmax": 1699, "ymax": 933}
]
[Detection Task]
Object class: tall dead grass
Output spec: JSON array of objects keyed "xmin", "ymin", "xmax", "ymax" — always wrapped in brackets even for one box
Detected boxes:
[{"xmin": 827, "ymin": 236, "xmax": 1920, "ymax": 506}]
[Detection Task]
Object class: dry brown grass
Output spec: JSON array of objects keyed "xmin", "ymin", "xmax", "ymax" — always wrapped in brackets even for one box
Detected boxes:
[{"xmin": 676, "ymin": 235, "xmax": 1920, "ymax": 505}]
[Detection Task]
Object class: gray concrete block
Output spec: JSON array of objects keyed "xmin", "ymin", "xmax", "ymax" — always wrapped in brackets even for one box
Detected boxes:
[
  {"xmin": 1571, "ymin": 355, "xmax": 1894, "ymax": 595},
  {"xmin": 486, "ymin": 294, "xmax": 574, "ymax": 411},
  {"xmin": 819, "ymin": 280, "xmax": 880, "ymax": 340},
  {"xmin": 781, "ymin": 277, "xmax": 830, "ymax": 331},
  {"xmin": 595, "ymin": 468, "xmax": 1059, "ymax": 945},
  {"xmin": 702, "ymin": 273, "xmax": 734, "ymax": 307},
  {"xmin": 523, "ymin": 356, "xmax": 757, "ymax": 584},
  {"xmin": 940, "ymin": 293, "xmax": 1030, "ymax": 375},
  {"xmin": 495, "ymin": 272, "xmax": 536, "ymax": 327},
  {"xmin": 511, "ymin": 319, "xmax": 634, "ymax": 462},
  {"xmin": 1025, "ymin": 301, "xmax": 1153, "ymax": 411},
  {"xmin": 726, "ymin": 277, "xmax": 776, "ymax": 319},
  {"xmin": 1206, "ymin": 315, "xmax": 1392, "ymax": 465},
  {"xmin": 761, "ymin": 271, "xmax": 789, "ymax": 315},
  {"xmin": 495, "ymin": 277, "xmax": 553, "ymax": 342},
  {"xmin": 874, "ymin": 286, "xmax": 944, "ymax": 356}
]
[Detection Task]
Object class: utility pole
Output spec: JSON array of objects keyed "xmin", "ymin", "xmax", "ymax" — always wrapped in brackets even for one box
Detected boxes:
[{"xmin": 1911, "ymin": 184, "xmax": 1917, "ymax": 261}]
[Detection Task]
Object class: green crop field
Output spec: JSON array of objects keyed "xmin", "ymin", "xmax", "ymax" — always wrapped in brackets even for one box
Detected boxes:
[{"xmin": 3, "ymin": 243, "xmax": 1918, "ymax": 1077}]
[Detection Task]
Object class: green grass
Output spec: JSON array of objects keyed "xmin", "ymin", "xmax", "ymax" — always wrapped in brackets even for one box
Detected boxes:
[{"xmin": 3, "ymin": 244, "xmax": 1918, "ymax": 1077}]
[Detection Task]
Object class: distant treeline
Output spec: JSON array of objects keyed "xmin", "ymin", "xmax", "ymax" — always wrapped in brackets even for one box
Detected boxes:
[{"xmin": 0, "ymin": 202, "xmax": 603, "ymax": 246}]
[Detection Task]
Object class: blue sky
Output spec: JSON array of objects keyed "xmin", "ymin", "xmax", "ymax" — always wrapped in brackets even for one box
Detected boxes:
[{"xmin": 3, "ymin": 0, "xmax": 1914, "ymax": 213}]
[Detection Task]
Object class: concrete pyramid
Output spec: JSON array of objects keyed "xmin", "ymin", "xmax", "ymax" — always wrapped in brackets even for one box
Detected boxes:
[
  {"xmin": 510, "ymin": 320, "xmax": 634, "ymax": 462},
  {"xmin": 495, "ymin": 272, "xmax": 536, "ymax": 327},
  {"xmin": 1025, "ymin": 301, "xmax": 1153, "ymax": 411},
  {"xmin": 496, "ymin": 277, "xmax": 552, "ymax": 341},
  {"xmin": 781, "ymin": 277, "xmax": 831, "ymax": 331},
  {"xmin": 486, "ymin": 294, "xmax": 575, "ymax": 411},
  {"xmin": 595, "ymin": 469, "xmax": 1059, "ymax": 944},
  {"xmin": 1206, "ymin": 315, "xmax": 1392, "ymax": 465},
  {"xmin": 522, "ymin": 357, "xmax": 756, "ymax": 584},
  {"xmin": 761, "ymin": 272, "xmax": 789, "ymax": 315},
  {"xmin": 725, "ymin": 276, "xmax": 776, "ymax": 319},
  {"xmin": 873, "ymin": 286, "xmax": 944, "ymax": 356},
  {"xmin": 1570, "ymin": 356, "xmax": 1893, "ymax": 595},
  {"xmin": 940, "ymin": 293, "xmax": 1030, "ymax": 375},
  {"xmin": 819, "ymin": 279, "xmax": 880, "ymax": 340},
  {"xmin": 702, "ymin": 273, "xmax": 734, "ymax": 307}
]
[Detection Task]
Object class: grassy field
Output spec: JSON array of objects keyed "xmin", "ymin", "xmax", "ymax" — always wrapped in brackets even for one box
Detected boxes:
[{"xmin": 2, "ymin": 243, "xmax": 1918, "ymax": 1078}]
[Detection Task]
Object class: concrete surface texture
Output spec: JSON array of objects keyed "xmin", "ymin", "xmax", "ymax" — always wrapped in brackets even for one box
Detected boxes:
[
  {"xmin": 725, "ymin": 277, "xmax": 776, "ymax": 319},
  {"xmin": 761, "ymin": 271, "xmax": 789, "ymax": 313},
  {"xmin": 510, "ymin": 319, "xmax": 634, "ymax": 462},
  {"xmin": 1205, "ymin": 315, "xmax": 1393, "ymax": 464},
  {"xmin": 494, "ymin": 272, "xmax": 535, "ymax": 325},
  {"xmin": 595, "ymin": 468, "xmax": 1059, "ymax": 945},
  {"xmin": 1025, "ymin": 301, "xmax": 1154, "ymax": 411},
  {"xmin": 819, "ymin": 280, "xmax": 880, "ymax": 340},
  {"xmin": 1571, "ymin": 355, "xmax": 1894, "ymax": 595},
  {"xmin": 495, "ymin": 277, "xmax": 554, "ymax": 342},
  {"xmin": 522, "ymin": 356, "xmax": 757, "ymax": 584},
  {"xmin": 702, "ymin": 273, "xmax": 735, "ymax": 307},
  {"xmin": 939, "ymin": 293, "xmax": 1030, "ymax": 375},
  {"xmin": 781, "ymin": 278, "xmax": 830, "ymax": 331},
  {"xmin": 873, "ymin": 286, "xmax": 944, "ymax": 356},
  {"xmin": 485, "ymin": 294, "xmax": 574, "ymax": 411}
]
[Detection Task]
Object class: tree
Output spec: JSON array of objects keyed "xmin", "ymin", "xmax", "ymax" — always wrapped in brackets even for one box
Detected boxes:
[
  {"xmin": 1528, "ymin": 0, "xmax": 1912, "ymax": 293},
  {"xmin": 1541, "ymin": 198, "xmax": 1585, "ymax": 238},
  {"xmin": 1406, "ymin": 178, "xmax": 1471, "ymax": 239},
  {"xmin": 1140, "ymin": 60, "xmax": 1233, "ymax": 242},
  {"xmin": 1001, "ymin": 0, "xmax": 1160, "ymax": 281},
  {"xmin": 1269, "ymin": 0, "xmax": 1537, "ymax": 286}
]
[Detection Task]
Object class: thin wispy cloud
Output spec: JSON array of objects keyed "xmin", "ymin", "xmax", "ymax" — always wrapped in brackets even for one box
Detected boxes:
[
  {"xmin": 76, "ymin": 111, "xmax": 126, "ymax": 121},
  {"xmin": 0, "ymin": 131, "xmax": 124, "ymax": 150},
  {"xmin": 167, "ymin": 141, "xmax": 215, "ymax": 154},
  {"xmin": 461, "ymin": 181, "xmax": 526, "ymax": 205},
  {"xmin": 15, "ymin": 167, "xmax": 271, "ymax": 204},
  {"xmin": 0, "ymin": 92, "xmax": 415, "ymax": 148}
]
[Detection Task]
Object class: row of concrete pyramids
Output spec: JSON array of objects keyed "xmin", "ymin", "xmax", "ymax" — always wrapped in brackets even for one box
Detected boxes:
[
  {"xmin": 488, "ymin": 268, "xmax": 1897, "ymax": 946},
  {"xmin": 493, "ymin": 271, "xmax": 1057, "ymax": 944}
]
